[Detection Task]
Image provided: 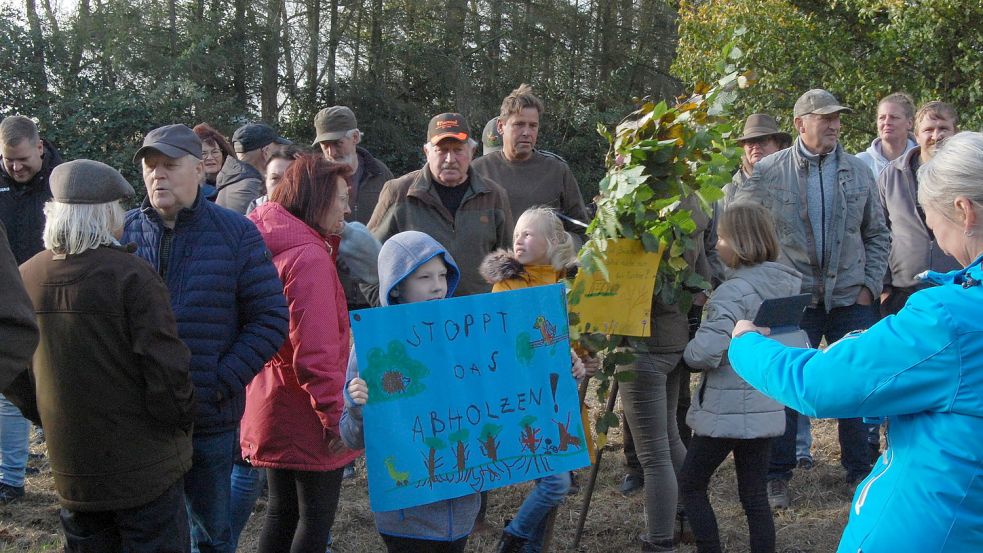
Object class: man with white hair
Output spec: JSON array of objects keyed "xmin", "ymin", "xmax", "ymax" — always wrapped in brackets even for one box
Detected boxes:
[
  {"xmin": 17, "ymin": 160, "xmax": 195, "ymax": 552},
  {"xmin": 313, "ymin": 106, "xmax": 393, "ymax": 310},
  {"xmin": 368, "ymin": 112, "xmax": 512, "ymax": 296}
]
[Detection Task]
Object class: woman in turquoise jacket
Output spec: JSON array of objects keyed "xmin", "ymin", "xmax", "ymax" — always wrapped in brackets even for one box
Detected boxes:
[{"xmin": 728, "ymin": 132, "xmax": 983, "ymax": 553}]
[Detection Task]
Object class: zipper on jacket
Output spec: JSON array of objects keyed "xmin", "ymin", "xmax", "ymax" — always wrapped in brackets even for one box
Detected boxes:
[
  {"xmin": 854, "ymin": 438, "xmax": 893, "ymax": 516},
  {"xmin": 818, "ymin": 154, "xmax": 827, "ymax": 270}
]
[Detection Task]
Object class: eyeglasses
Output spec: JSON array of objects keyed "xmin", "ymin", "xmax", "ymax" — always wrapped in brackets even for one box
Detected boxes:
[{"xmin": 202, "ymin": 149, "xmax": 223, "ymax": 159}]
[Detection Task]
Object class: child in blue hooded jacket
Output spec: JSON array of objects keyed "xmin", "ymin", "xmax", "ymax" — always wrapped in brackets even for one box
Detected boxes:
[{"xmin": 340, "ymin": 230, "xmax": 479, "ymax": 553}]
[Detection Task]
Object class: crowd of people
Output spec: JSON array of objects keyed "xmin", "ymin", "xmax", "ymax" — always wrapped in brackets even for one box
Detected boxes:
[{"xmin": 0, "ymin": 81, "xmax": 980, "ymax": 553}]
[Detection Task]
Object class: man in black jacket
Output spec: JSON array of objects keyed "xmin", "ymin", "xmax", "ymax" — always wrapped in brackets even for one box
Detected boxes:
[{"xmin": 0, "ymin": 115, "xmax": 62, "ymax": 504}]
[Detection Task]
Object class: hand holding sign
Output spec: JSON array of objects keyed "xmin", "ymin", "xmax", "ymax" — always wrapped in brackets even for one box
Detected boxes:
[{"xmin": 350, "ymin": 284, "xmax": 590, "ymax": 512}]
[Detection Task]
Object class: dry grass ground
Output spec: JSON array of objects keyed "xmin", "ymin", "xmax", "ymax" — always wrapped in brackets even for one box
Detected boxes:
[{"xmin": 1, "ymin": 388, "xmax": 854, "ymax": 553}]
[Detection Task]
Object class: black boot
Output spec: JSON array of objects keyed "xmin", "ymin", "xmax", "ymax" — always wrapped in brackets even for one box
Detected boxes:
[{"xmin": 495, "ymin": 529, "xmax": 528, "ymax": 553}]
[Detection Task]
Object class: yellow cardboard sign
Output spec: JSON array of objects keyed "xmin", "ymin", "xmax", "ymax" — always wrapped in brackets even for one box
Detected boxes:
[{"xmin": 569, "ymin": 239, "xmax": 663, "ymax": 337}]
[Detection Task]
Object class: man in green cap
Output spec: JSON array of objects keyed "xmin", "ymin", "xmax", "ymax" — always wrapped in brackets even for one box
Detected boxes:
[{"xmin": 733, "ymin": 88, "xmax": 890, "ymax": 509}]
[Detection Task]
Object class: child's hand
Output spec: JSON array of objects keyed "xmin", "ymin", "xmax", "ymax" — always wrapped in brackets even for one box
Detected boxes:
[
  {"xmin": 348, "ymin": 377, "xmax": 369, "ymax": 405},
  {"xmin": 581, "ymin": 354, "xmax": 600, "ymax": 377},
  {"xmin": 570, "ymin": 350, "xmax": 586, "ymax": 379}
]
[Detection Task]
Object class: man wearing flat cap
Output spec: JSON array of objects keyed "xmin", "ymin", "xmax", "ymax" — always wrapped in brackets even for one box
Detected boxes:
[
  {"xmin": 368, "ymin": 112, "xmax": 512, "ymax": 296},
  {"xmin": 226, "ymin": 122, "xmax": 291, "ymax": 209},
  {"xmin": 723, "ymin": 113, "xmax": 792, "ymax": 206},
  {"xmin": 733, "ymin": 89, "xmax": 890, "ymax": 509},
  {"xmin": 16, "ymin": 160, "xmax": 196, "ymax": 552},
  {"xmin": 122, "ymin": 124, "xmax": 289, "ymax": 553}
]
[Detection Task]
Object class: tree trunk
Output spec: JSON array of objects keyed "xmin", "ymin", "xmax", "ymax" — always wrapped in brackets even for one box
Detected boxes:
[
  {"xmin": 368, "ymin": 0, "xmax": 383, "ymax": 84},
  {"xmin": 325, "ymin": 0, "xmax": 339, "ymax": 105},
  {"xmin": 444, "ymin": 0, "xmax": 469, "ymax": 114},
  {"xmin": 67, "ymin": 0, "xmax": 90, "ymax": 89},
  {"xmin": 260, "ymin": 0, "xmax": 283, "ymax": 121},
  {"xmin": 304, "ymin": 0, "xmax": 321, "ymax": 116},
  {"xmin": 24, "ymin": 0, "xmax": 50, "ymax": 119},
  {"xmin": 232, "ymin": 0, "xmax": 249, "ymax": 112},
  {"xmin": 281, "ymin": 0, "xmax": 298, "ymax": 106},
  {"xmin": 351, "ymin": 0, "xmax": 363, "ymax": 82},
  {"xmin": 168, "ymin": 0, "xmax": 177, "ymax": 57}
]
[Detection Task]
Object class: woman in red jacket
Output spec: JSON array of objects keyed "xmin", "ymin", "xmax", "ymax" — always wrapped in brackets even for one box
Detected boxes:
[{"xmin": 244, "ymin": 154, "xmax": 361, "ymax": 553}]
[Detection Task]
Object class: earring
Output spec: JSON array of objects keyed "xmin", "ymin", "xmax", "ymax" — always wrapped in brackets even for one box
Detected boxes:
[{"xmin": 967, "ymin": 230, "xmax": 976, "ymax": 237}]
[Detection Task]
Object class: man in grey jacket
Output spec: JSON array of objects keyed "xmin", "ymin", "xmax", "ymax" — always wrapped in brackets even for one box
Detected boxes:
[
  {"xmin": 878, "ymin": 101, "xmax": 960, "ymax": 316},
  {"xmin": 732, "ymin": 89, "xmax": 891, "ymax": 508}
]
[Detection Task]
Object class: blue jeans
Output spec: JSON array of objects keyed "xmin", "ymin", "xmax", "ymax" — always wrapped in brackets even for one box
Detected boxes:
[
  {"xmin": 0, "ymin": 394, "xmax": 30, "ymax": 488},
  {"xmin": 768, "ymin": 303, "xmax": 877, "ymax": 482},
  {"xmin": 506, "ymin": 472, "xmax": 571, "ymax": 552},
  {"xmin": 229, "ymin": 463, "xmax": 266, "ymax": 552},
  {"xmin": 186, "ymin": 431, "xmax": 236, "ymax": 553}
]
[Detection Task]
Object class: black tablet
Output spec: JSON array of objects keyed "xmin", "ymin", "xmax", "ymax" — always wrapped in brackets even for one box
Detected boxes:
[{"xmin": 752, "ymin": 293, "xmax": 812, "ymax": 328}]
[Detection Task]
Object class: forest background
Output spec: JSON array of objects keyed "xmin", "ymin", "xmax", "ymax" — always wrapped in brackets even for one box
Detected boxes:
[{"xmin": 1, "ymin": 0, "xmax": 981, "ymax": 199}]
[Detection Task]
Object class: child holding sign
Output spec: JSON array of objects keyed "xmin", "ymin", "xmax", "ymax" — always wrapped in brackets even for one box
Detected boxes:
[
  {"xmin": 480, "ymin": 206, "xmax": 587, "ymax": 553},
  {"xmin": 340, "ymin": 231, "xmax": 479, "ymax": 553},
  {"xmin": 677, "ymin": 203, "xmax": 801, "ymax": 553}
]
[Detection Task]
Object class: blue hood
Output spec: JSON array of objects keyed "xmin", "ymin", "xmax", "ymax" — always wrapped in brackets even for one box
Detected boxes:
[{"xmin": 378, "ymin": 231, "xmax": 460, "ymax": 306}]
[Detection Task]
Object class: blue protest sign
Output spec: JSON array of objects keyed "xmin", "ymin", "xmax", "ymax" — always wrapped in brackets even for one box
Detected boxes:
[{"xmin": 350, "ymin": 284, "xmax": 590, "ymax": 513}]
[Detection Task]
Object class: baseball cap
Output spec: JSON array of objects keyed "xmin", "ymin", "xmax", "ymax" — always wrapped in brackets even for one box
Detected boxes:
[
  {"xmin": 427, "ymin": 113, "xmax": 470, "ymax": 145},
  {"xmin": 482, "ymin": 117, "xmax": 503, "ymax": 154},
  {"xmin": 232, "ymin": 123, "xmax": 291, "ymax": 153},
  {"xmin": 793, "ymin": 89, "xmax": 854, "ymax": 118},
  {"xmin": 51, "ymin": 159, "xmax": 134, "ymax": 204},
  {"xmin": 313, "ymin": 106, "xmax": 358, "ymax": 144},
  {"xmin": 133, "ymin": 124, "xmax": 202, "ymax": 163}
]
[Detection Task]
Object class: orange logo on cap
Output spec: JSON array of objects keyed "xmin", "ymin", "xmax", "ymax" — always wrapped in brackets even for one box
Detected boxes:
[{"xmin": 436, "ymin": 120, "xmax": 460, "ymax": 129}]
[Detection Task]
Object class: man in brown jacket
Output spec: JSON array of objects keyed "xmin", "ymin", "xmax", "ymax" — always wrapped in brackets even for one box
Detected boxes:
[
  {"xmin": 18, "ymin": 160, "xmax": 196, "ymax": 553},
  {"xmin": 368, "ymin": 113, "xmax": 513, "ymax": 296},
  {"xmin": 472, "ymin": 84, "xmax": 588, "ymax": 243}
]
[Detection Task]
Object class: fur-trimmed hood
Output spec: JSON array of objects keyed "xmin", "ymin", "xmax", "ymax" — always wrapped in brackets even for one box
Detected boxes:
[{"xmin": 479, "ymin": 249, "xmax": 527, "ymax": 284}]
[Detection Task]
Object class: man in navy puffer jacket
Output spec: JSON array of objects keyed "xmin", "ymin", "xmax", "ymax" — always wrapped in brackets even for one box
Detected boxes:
[{"xmin": 122, "ymin": 124, "xmax": 289, "ymax": 553}]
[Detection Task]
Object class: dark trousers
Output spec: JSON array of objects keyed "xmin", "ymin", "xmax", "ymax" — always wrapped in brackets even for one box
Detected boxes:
[
  {"xmin": 768, "ymin": 303, "xmax": 877, "ymax": 482},
  {"xmin": 381, "ymin": 534, "xmax": 468, "ymax": 553},
  {"xmin": 257, "ymin": 468, "xmax": 343, "ymax": 553},
  {"xmin": 679, "ymin": 436, "xmax": 774, "ymax": 553},
  {"xmin": 61, "ymin": 478, "xmax": 190, "ymax": 553}
]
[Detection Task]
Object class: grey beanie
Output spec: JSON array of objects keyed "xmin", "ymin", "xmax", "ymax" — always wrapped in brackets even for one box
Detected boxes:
[{"xmin": 50, "ymin": 159, "xmax": 135, "ymax": 204}]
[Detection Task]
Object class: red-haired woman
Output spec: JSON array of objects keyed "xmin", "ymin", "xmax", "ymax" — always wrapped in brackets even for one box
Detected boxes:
[{"xmin": 243, "ymin": 154, "xmax": 360, "ymax": 552}]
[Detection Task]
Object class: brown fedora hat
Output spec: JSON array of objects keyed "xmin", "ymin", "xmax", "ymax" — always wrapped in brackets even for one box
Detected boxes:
[{"xmin": 736, "ymin": 113, "xmax": 792, "ymax": 144}]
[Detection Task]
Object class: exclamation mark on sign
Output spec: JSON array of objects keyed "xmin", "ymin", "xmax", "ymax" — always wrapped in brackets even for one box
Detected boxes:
[{"xmin": 549, "ymin": 373, "xmax": 559, "ymax": 413}]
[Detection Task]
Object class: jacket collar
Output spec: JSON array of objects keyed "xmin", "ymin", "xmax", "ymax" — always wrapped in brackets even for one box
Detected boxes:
[
  {"xmin": 793, "ymin": 138, "xmax": 842, "ymax": 169},
  {"xmin": 140, "ymin": 187, "xmax": 206, "ymax": 227},
  {"xmin": 407, "ymin": 165, "xmax": 487, "ymax": 200},
  {"xmin": 356, "ymin": 147, "xmax": 384, "ymax": 177},
  {"xmin": 917, "ymin": 253, "xmax": 983, "ymax": 287}
]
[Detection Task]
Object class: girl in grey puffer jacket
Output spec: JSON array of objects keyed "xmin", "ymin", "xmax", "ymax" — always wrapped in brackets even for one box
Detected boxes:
[{"xmin": 678, "ymin": 203, "xmax": 801, "ymax": 553}]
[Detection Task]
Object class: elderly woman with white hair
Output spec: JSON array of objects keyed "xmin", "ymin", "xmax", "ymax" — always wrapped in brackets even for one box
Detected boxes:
[
  {"xmin": 16, "ymin": 159, "xmax": 196, "ymax": 553},
  {"xmin": 727, "ymin": 132, "xmax": 983, "ymax": 552}
]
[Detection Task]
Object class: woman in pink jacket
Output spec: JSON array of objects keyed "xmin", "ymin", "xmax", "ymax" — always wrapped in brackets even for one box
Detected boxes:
[{"xmin": 244, "ymin": 154, "xmax": 361, "ymax": 553}]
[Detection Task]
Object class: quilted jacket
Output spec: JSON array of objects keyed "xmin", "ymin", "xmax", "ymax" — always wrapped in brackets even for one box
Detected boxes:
[{"xmin": 122, "ymin": 193, "xmax": 289, "ymax": 433}]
